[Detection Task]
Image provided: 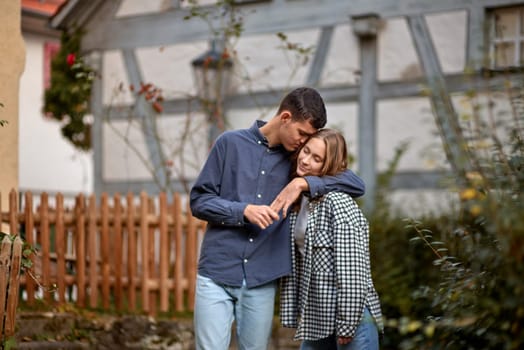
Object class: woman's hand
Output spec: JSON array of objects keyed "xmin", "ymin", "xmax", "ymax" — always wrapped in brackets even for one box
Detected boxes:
[
  {"xmin": 270, "ymin": 177, "xmax": 308, "ymax": 218},
  {"xmin": 338, "ymin": 336, "xmax": 353, "ymax": 345}
]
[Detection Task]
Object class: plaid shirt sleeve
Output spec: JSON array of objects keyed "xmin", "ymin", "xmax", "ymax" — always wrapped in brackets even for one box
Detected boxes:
[
  {"xmin": 331, "ymin": 194, "xmax": 370, "ymax": 338},
  {"xmin": 280, "ymin": 213, "xmax": 299, "ymax": 328}
]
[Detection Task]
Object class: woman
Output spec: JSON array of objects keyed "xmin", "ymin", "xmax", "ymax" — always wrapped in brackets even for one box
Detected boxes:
[{"xmin": 280, "ymin": 128, "xmax": 383, "ymax": 350}]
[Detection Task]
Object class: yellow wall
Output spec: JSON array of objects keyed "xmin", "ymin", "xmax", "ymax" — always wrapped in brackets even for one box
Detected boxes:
[{"xmin": 0, "ymin": 0, "xmax": 24, "ymax": 233}]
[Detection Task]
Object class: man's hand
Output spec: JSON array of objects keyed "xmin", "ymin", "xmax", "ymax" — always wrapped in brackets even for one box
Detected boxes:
[
  {"xmin": 338, "ymin": 336, "xmax": 353, "ymax": 345},
  {"xmin": 270, "ymin": 178, "xmax": 308, "ymax": 218},
  {"xmin": 244, "ymin": 204, "xmax": 280, "ymax": 229}
]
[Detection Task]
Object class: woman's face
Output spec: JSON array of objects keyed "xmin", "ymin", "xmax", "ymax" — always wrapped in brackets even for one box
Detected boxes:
[{"xmin": 296, "ymin": 137, "xmax": 325, "ymax": 177}]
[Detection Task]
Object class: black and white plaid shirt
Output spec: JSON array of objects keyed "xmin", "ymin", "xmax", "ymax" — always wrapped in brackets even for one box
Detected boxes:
[{"xmin": 280, "ymin": 191, "xmax": 384, "ymax": 340}]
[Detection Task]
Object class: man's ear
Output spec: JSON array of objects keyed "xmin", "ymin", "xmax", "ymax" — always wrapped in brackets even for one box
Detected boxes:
[{"xmin": 279, "ymin": 110, "xmax": 292, "ymax": 123}]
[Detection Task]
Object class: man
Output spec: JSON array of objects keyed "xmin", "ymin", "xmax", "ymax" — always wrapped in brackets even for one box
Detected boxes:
[{"xmin": 190, "ymin": 87, "xmax": 365, "ymax": 350}]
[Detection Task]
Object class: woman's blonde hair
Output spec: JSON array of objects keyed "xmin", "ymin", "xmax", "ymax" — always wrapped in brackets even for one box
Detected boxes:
[
  {"xmin": 291, "ymin": 128, "xmax": 348, "ymax": 178},
  {"xmin": 314, "ymin": 128, "xmax": 348, "ymax": 176}
]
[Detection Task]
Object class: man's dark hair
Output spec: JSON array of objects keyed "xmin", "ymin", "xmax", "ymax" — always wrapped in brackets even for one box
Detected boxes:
[{"xmin": 277, "ymin": 87, "xmax": 327, "ymax": 129}]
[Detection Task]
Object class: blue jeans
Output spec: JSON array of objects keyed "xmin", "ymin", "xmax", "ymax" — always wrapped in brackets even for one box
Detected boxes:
[
  {"xmin": 300, "ymin": 307, "xmax": 380, "ymax": 350},
  {"xmin": 194, "ymin": 274, "xmax": 278, "ymax": 350}
]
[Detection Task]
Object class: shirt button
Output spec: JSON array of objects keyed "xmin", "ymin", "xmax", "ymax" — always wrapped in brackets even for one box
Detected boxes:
[
  {"xmin": 266, "ymin": 149, "xmax": 270, "ymax": 153},
  {"xmin": 244, "ymin": 259, "xmax": 248, "ymax": 263},
  {"xmin": 261, "ymin": 170, "xmax": 265, "ymax": 175},
  {"xmin": 257, "ymin": 194, "xmax": 262, "ymax": 198},
  {"xmin": 249, "ymin": 238, "xmax": 254, "ymax": 242},
  {"xmin": 258, "ymin": 140, "xmax": 262, "ymax": 144}
]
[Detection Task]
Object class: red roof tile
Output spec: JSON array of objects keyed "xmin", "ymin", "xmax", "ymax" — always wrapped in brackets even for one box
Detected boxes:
[{"xmin": 22, "ymin": 0, "xmax": 67, "ymax": 16}]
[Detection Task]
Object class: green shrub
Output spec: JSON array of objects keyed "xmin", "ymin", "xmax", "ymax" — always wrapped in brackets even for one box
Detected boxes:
[{"xmin": 369, "ymin": 78, "xmax": 524, "ymax": 349}]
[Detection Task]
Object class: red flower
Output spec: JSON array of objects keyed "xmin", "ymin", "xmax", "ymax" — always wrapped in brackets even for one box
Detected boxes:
[
  {"xmin": 203, "ymin": 56, "xmax": 213, "ymax": 68},
  {"xmin": 66, "ymin": 53, "xmax": 76, "ymax": 66},
  {"xmin": 152, "ymin": 101, "xmax": 163, "ymax": 113}
]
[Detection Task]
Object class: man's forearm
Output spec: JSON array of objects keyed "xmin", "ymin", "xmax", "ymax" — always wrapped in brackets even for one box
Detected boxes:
[{"xmin": 305, "ymin": 169, "xmax": 365, "ymax": 198}]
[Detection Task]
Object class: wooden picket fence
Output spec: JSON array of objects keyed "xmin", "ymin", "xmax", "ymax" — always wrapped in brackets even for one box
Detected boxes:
[
  {"xmin": 0, "ymin": 189, "xmax": 207, "ymax": 316},
  {"xmin": 0, "ymin": 234, "xmax": 22, "ymax": 341}
]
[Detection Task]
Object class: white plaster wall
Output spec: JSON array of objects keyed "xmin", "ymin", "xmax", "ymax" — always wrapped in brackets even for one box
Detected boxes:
[
  {"xmin": 19, "ymin": 34, "xmax": 93, "ymax": 195},
  {"xmin": 389, "ymin": 188, "xmax": 459, "ymax": 217},
  {"xmin": 376, "ymin": 97, "xmax": 448, "ymax": 171},
  {"xmin": 102, "ymin": 9, "xmax": 465, "ymax": 164},
  {"xmin": 116, "ymin": 0, "xmax": 217, "ymax": 17},
  {"xmin": 15, "ymin": 2, "xmax": 497, "ymax": 218},
  {"xmin": 103, "ymin": 113, "xmax": 207, "ymax": 181},
  {"xmin": 378, "ymin": 16, "xmax": 422, "ymax": 81},
  {"xmin": 116, "ymin": 0, "xmax": 165, "ymax": 17},
  {"xmin": 426, "ymin": 11, "xmax": 467, "ymax": 74},
  {"xmin": 136, "ymin": 43, "xmax": 204, "ymax": 100},
  {"xmin": 321, "ymin": 24, "xmax": 360, "ymax": 85},
  {"xmin": 378, "ymin": 11, "xmax": 466, "ymax": 81},
  {"xmin": 233, "ymin": 28, "xmax": 318, "ymax": 93},
  {"xmin": 102, "ymin": 50, "xmax": 133, "ymax": 105},
  {"xmin": 99, "ymin": 4, "xmax": 471, "ymax": 215}
]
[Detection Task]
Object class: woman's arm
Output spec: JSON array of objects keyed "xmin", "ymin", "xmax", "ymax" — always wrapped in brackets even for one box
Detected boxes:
[
  {"xmin": 306, "ymin": 169, "xmax": 365, "ymax": 198},
  {"xmin": 331, "ymin": 194, "xmax": 369, "ymax": 339}
]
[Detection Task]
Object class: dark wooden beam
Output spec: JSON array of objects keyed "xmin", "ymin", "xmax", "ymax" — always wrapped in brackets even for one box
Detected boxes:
[
  {"xmin": 22, "ymin": 10, "xmax": 61, "ymax": 38},
  {"xmin": 121, "ymin": 49, "xmax": 168, "ymax": 190},
  {"xmin": 97, "ymin": 169, "xmax": 449, "ymax": 196},
  {"xmin": 354, "ymin": 15, "xmax": 379, "ymax": 213},
  {"xmin": 63, "ymin": 0, "xmax": 524, "ymax": 51},
  {"xmin": 306, "ymin": 26, "xmax": 334, "ymax": 86},
  {"xmin": 103, "ymin": 71, "xmax": 524, "ymax": 118},
  {"xmin": 407, "ymin": 14, "xmax": 472, "ymax": 177},
  {"xmin": 390, "ymin": 170, "xmax": 450, "ymax": 189}
]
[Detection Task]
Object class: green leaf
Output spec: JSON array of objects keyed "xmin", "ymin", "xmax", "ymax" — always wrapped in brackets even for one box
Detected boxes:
[{"xmin": 3, "ymin": 336, "xmax": 16, "ymax": 350}]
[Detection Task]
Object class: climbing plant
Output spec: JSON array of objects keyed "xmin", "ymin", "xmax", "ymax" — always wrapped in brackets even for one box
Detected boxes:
[{"xmin": 43, "ymin": 27, "xmax": 95, "ymax": 151}]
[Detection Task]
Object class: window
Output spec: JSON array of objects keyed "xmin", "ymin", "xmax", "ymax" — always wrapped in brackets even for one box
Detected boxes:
[{"xmin": 489, "ymin": 7, "xmax": 524, "ymax": 68}]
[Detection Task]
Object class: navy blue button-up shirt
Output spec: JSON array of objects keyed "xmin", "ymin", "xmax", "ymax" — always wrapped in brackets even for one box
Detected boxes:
[{"xmin": 190, "ymin": 120, "xmax": 365, "ymax": 288}]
